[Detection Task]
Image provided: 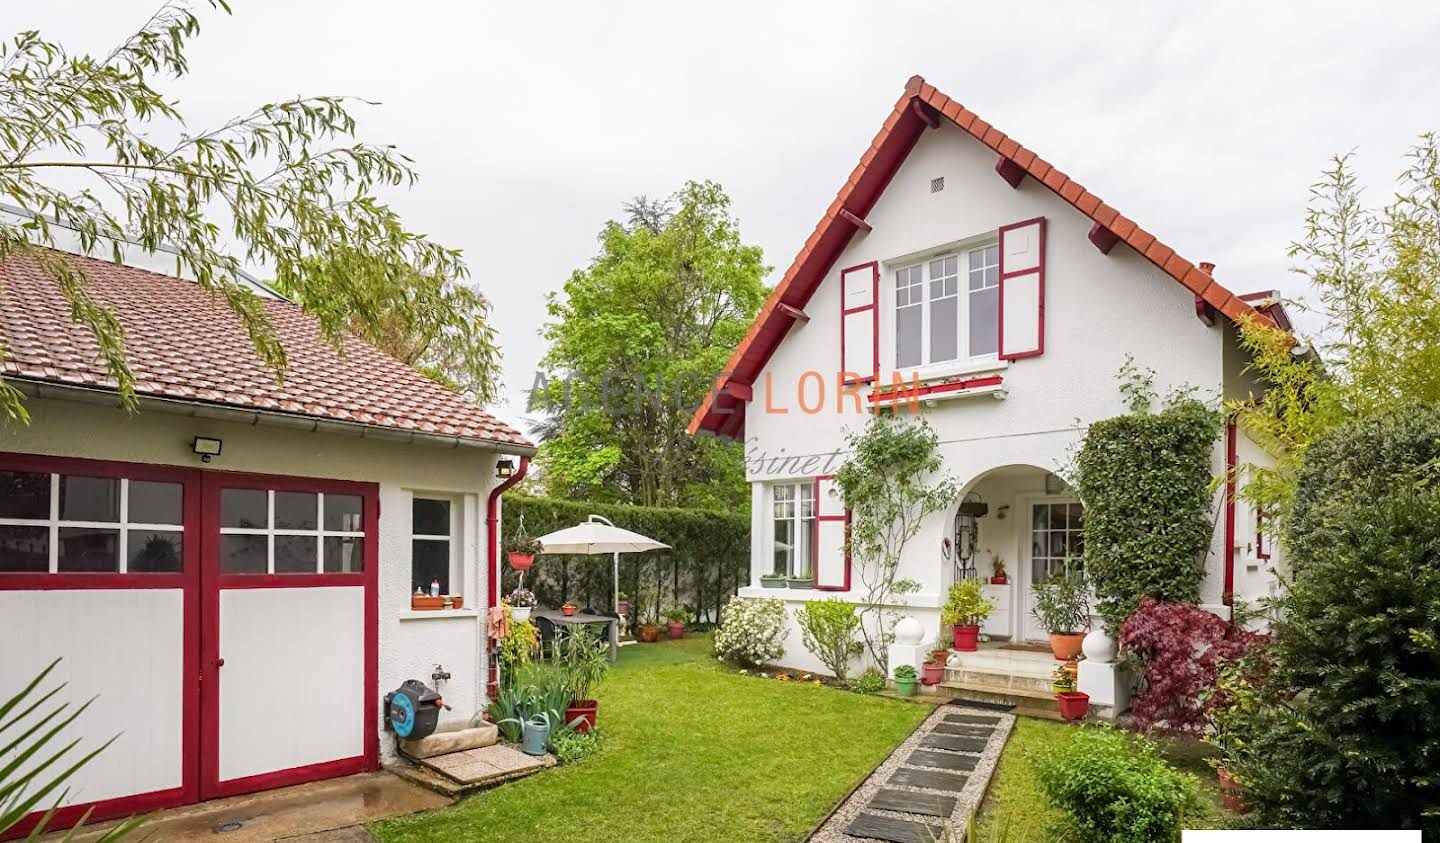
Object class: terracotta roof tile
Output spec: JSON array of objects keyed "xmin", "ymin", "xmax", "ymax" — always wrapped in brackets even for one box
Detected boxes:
[{"xmin": 0, "ymin": 250, "xmax": 532, "ymax": 450}]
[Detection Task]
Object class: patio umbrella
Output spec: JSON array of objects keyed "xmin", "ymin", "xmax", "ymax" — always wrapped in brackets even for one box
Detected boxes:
[{"xmin": 533, "ymin": 515, "xmax": 668, "ymax": 614}]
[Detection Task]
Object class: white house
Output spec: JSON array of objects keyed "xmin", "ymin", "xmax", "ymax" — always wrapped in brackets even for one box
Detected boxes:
[
  {"xmin": 689, "ymin": 75, "xmax": 1287, "ymax": 679},
  {"xmin": 0, "ymin": 245, "xmax": 533, "ymax": 833}
]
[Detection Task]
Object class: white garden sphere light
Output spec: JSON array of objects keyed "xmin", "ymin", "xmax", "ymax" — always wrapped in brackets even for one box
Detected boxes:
[
  {"xmin": 893, "ymin": 616, "xmax": 924, "ymax": 646},
  {"xmin": 1082, "ymin": 626, "xmax": 1117, "ymax": 663}
]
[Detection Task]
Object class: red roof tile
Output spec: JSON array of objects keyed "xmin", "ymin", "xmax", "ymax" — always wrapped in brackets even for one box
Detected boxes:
[
  {"xmin": 688, "ymin": 75, "xmax": 1272, "ymax": 439},
  {"xmin": 0, "ymin": 249, "xmax": 532, "ymax": 451}
]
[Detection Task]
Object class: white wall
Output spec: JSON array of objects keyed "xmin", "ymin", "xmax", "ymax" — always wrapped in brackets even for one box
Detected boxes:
[
  {"xmin": 739, "ymin": 120, "xmax": 1230, "ymax": 671},
  {"xmin": 0, "ymin": 394, "xmax": 513, "ymax": 777}
]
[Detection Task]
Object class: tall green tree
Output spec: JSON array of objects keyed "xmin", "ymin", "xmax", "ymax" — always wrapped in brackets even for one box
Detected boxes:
[
  {"xmin": 1235, "ymin": 134, "xmax": 1440, "ymax": 525},
  {"xmin": 533, "ymin": 180, "xmax": 767, "ymax": 510},
  {"xmin": 0, "ymin": 1, "xmax": 500, "ymax": 422}
]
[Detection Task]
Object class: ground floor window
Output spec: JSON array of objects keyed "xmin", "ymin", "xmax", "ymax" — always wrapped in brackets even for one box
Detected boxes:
[
  {"xmin": 1030, "ymin": 500, "xmax": 1083, "ymax": 580},
  {"xmin": 411, "ymin": 495, "xmax": 455, "ymax": 594},
  {"xmin": 771, "ymin": 482, "xmax": 814, "ymax": 577},
  {"xmin": 218, "ymin": 488, "xmax": 366, "ymax": 575}
]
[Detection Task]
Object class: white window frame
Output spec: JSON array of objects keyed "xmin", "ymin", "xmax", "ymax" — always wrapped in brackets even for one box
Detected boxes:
[
  {"xmin": 769, "ymin": 481, "xmax": 815, "ymax": 578},
  {"xmin": 893, "ymin": 241, "xmax": 1001, "ymax": 375},
  {"xmin": 411, "ymin": 494, "xmax": 460, "ymax": 594},
  {"xmin": 0, "ymin": 474, "xmax": 184, "ymax": 574},
  {"xmin": 219, "ymin": 490, "xmax": 365, "ymax": 575}
]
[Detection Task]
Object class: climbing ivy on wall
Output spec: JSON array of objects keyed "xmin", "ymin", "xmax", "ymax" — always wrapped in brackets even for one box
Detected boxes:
[
  {"xmin": 1074, "ymin": 359, "xmax": 1224, "ymax": 631},
  {"xmin": 499, "ymin": 495, "xmax": 749, "ymax": 625}
]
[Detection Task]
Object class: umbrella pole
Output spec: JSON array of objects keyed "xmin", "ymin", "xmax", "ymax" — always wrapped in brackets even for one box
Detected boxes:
[{"xmin": 612, "ymin": 551, "xmax": 621, "ymax": 649}]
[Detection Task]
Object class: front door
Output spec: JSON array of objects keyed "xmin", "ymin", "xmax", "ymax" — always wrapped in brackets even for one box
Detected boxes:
[
  {"xmin": 1021, "ymin": 498, "xmax": 1084, "ymax": 642},
  {"xmin": 199, "ymin": 471, "xmax": 378, "ymax": 799}
]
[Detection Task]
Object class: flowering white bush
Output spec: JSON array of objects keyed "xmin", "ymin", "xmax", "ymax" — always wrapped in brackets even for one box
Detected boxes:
[{"xmin": 714, "ymin": 597, "xmax": 788, "ymax": 667}]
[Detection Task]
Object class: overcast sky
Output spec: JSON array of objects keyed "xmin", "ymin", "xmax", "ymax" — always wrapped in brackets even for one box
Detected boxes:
[{"xmin": 9, "ymin": 1, "xmax": 1440, "ymax": 434}]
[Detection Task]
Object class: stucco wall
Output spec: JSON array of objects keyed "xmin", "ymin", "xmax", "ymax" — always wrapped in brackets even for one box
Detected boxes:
[
  {"xmin": 739, "ymin": 121, "xmax": 1234, "ymax": 672},
  {"xmin": 0, "ymin": 394, "xmax": 513, "ymax": 767}
]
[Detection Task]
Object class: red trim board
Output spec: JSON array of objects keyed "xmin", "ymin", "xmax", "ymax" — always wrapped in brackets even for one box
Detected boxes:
[{"xmin": 812, "ymin": 474, "xmax": 851, "ymax": 592}]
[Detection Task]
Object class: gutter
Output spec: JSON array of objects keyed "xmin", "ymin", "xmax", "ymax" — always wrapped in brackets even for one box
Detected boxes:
[
  {"xmin": 1223, "ymin": 418, "xmax": 1237, "ymax": 612},
  {"xmin": 485, "ymin": 455, "xmax": 529, "ymax": 699},
  {"xmin": 13, "ymin": 378, "xmax": 536, "ymax": 456}
]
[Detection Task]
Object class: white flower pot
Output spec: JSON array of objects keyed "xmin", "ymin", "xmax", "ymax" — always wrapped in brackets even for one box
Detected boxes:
[{"xmin": 511, "ymin": 606, "xmax": 532, "ymax": 623}]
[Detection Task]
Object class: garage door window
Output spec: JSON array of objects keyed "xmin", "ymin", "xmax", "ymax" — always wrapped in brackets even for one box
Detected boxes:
[
  {"xmin": 220, "ymin": 489, "xmax": 366, "ymax": 574},
  {"xmin": 0, "ymin": 469, "xmax": 184, "ymax": 574}
]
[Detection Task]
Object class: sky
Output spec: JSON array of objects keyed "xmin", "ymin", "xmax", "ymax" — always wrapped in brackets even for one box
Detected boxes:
[{"xmin": 8, "ymin": 1, "xmax": 1440, "ymax": 435}]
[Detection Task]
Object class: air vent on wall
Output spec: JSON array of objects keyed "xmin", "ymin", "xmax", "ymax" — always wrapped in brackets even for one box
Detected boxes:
[{"xmin": 930, "ymin": 176, "xmax": 945, "ymax": 193}]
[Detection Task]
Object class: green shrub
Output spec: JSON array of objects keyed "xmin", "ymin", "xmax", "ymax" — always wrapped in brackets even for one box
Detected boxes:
[
  {"xmin": 1032, "ymin": 727, "xmax": 1197, "ymax": 843},
  {"xmin": 940, "ymin": 578, "xmax": 993, "ymax": 627},
  {"xmin": 847, "ymin": 668, "xmax": 885, "ymax": 695},
  {"xmin": 550, "ymin": 729, "xmax": 603, "ymax": 765},
  {"xmin": 713, "ymin": 597, "xmax": 788, "ymax": 667},
  {"xmin": 1075, "ymin": 362, "xmax": 1222, "ymax": 631},
  {"xmin": 1220, "ymin": 409, "xmax": 1440, "ymax": 834},
  {"xmin": 796, "ymin": 598, "xmax": 863, "ymax": 680}
]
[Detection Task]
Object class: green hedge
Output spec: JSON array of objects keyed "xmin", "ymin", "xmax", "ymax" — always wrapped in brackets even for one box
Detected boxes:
[
  {"xmin": 1075, "ymin": 395, "xmax": 1222, "ymax": 631},
  {"xmin": 500, "ymin": 494, "xmax": 749, "ymax": 624}
]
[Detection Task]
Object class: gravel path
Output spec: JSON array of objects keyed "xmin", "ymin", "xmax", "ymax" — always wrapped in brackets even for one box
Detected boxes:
[{"xmin": 810, "ymin": 703, "xmax": 1015, "ymax": 843}]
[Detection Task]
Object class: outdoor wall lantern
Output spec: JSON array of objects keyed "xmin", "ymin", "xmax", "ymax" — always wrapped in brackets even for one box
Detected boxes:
[
  {"xmin": 954, "ymin": 492, "xmax": 990, "ymax": 573},
  {"xmin": 192, "ymin": 436, "xmax": 222, "ymax": 463},
  {"xmin": 495, "ymin": 458, "xmax": 516, "ymax": 479}
]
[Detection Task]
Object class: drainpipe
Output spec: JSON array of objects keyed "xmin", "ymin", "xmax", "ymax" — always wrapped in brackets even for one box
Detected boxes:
[
  {"xmin": 1223, "ymin": 419, "xmax": 1237, "ymax": 614},
  {"xmin": 485, "ymin": 456, "xmax": 529, "ymax": 698}
]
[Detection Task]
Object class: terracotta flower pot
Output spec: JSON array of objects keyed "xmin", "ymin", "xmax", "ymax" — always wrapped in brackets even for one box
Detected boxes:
[
  {"xmin": 561, "ymin": 604, "xmax": 577, "ymax": 617},
  {"xmin": 1049, "ymin": 633, "xmax": 1085, "ymax": 661},
  {"xmin": 565, "ymin": 699, "xmax": 598, "ymax": 733},
  {"xmin": 952, "ymin": 624, "xmax": 980, "ymax": 651},
  {"xmin": 451, "ymin": 595, "xmax": 464, "ymax": 610},
  {"xmin": 508, "ymin": 552, "xmax": 534, "ymax": 571},
  {"xmin": 616, "ymin": 600, "xmax": 630, "ymax": 617},
  {"xmin": 637, "ymin": 624, "xmax": 661, "ymax": 643},
  {"xmin": 411, "ymin": 595, "xmax": 444, "ymax": 611},
  {"xmin": 921, "ymin": 661, "xmax": 945, "ymax": 685},
  {"xmin": 667, "ymin": 621, "xmax": 685, "ymax": 640},
  {"xmin": 1056, "ymin": 690, "xmax": 1089, "ymax": 721}
]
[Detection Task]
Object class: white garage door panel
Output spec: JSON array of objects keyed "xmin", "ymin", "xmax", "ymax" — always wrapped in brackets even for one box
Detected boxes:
[
  {"xmin": 0, "ymin": 590, "xmax": 184, "ymax": 806},
  {"xmin": 218, "ymin": 587, "xmax": 364, "ymax": 781}
]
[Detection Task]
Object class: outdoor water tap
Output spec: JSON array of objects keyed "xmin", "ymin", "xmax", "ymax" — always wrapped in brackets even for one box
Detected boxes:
[{"xmin": 432, "ymin": 664, "xmax": 451, "ymax": 685}]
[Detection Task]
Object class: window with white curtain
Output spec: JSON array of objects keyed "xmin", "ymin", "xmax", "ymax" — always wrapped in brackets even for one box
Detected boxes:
[{"xmin": 771, "ymin": 482, "xmax": 814, "ymax": 578}]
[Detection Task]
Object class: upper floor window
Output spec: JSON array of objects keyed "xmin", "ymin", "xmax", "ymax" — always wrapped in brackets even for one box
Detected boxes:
[
  {"xmin": 895, "ymin": 243, "xmax": 999, "ymax": 369},
  {"xmin": 771, "ymin": 482, "xmax": 814, "ymax": 578}
]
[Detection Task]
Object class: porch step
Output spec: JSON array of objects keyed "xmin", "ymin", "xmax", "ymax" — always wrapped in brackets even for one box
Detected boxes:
[
  {"xmin": 944, "ymin": 667, "xmax": 1054, "ymax": 695},
  {"xmin": 940, "ymin": 681, "xmax": 1063, "ymax": 721},
  {"xmin": 390, "ymin": 743, "xmax": 555, "ymax": 797}
]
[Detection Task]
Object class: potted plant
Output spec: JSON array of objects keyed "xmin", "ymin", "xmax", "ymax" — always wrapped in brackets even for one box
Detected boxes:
[
  {"xmin": 760, "ymin": 572, "xmax": 787, "ymax": 589},
  {"xmin": 506, "ymin": 587, "xmax": 536, "ymax": 622},
  {"xmin": 921, "ymin": 654, "xmax": 946, "ymax": 686},
  {"xmin": 411, "ymin": 589, "xmax": 444, "ymax": 610},
  {"xmin": 941, "ymin": 578, "xmax": 994, "ymax": 651},
  {"xmin": 665, "ymin": 607, "xmax": 687, "ymax": 640},
  {"xmin": 635, "ymin": 585, "xmax": 662, "ymax": 642},
  {"xmin": 786, "ymin": 570, "xmax": 813, "ymax": 589},
  {"xmin": 556, "ymin": 625, "xmax": 609, "ymax": 733},
  {"xmin": 893, "ymin": 664, "xmax": 919, "ymax": 697},
  {"xmin": 1050, "ymin": 661, "xmax": 1078, "ymax": 694},
  {"xmin": 507, "ymin": 534, "xmax": 543, "ymax": 572},
  {"xmin": 615, "ymin": 591, "xmax": 631, "ymax": 618},
  {"xmin": 561, "ymin": 602, "xmax": 578, "ymax": 617},
  {"xmin": 1031, "ymin": 571, "xmax": 1090, "ymax": 660},
  {"xmin": 1056, "ymin": 689, "xmax": 1090, "ymax": 721}
]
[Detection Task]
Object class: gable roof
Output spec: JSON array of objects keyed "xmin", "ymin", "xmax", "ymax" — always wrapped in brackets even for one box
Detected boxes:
[
  {"xmin": 0, "ymin": 249, "xmax": 533, "ymax": 452},
  {"xmin": 689, "ymin": 74, "xmax": 1273, "ymax": 439}
]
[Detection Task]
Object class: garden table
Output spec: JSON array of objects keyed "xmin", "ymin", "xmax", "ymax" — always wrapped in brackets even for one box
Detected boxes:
[{"xmin": 532, "ymin": 608, "xmax": 619, "ymax": 663}]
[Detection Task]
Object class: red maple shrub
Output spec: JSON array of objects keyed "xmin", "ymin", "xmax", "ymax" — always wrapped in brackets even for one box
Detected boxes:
[{"xmin": 1118, "ymin": 597, "xmax": 1268, "ymax": 736}]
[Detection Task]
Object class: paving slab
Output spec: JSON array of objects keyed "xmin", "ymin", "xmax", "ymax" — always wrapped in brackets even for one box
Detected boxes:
[
  {"xmin": 921, "ymin": 733, "xmax": 989, "ymax": 753},
  {"xmin": 941, "ymin": 712, "xmax": 1000, "ymax": 726},
  {"xmin": 887, "ymin": 766, "xmax": 969, "ymax": 792},
  {"xmin": 907, "ymin": 749, "xmax": 979, "ymax": 772},
  {"xmin": 868, "ymin": 788, "xmax": 956, "ymax": 818},
  {"xmin": 929, "ymin": 722, "xmax": 994, "ymax": 737},
  {"xmin": 419, "ymin": 743, "xmax": 551, "ymax": 785},
  {"xmin": 844, "ymin": 813, "xmax": 943, "ymax": 843}
]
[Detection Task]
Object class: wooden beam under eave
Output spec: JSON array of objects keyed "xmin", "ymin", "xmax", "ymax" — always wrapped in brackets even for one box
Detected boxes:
[
  {"xmin": 724, "ymin": 380, "xmax": 754, "ymax": 401},
  {"xmin": 776, "ymin": 303, "xmax": 810, "ymax": 323},
  {"xmin": 910, "ymin": 99, "xmax": 940, "ymax": 129},
  {"xmin": 838, "ymin": 208, "xmax": 872, "ymax": 233},
  {"xmin": 995, "ymin": 157, "xmax": 1026, "ymax": 189},
  {"xmin": 1088, "ymin": 222, "xmax": 1120, "ymax": 255},
  {"xmin": 1194, "ymin": 294, "xmax": 1216, "ymax": 327}
]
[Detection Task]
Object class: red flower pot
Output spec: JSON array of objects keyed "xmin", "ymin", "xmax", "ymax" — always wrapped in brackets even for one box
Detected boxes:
[
  {"xmin": 921, "ymin": 660, "xmax": 945, "ymax": 685},
  {"xmin": 667, "ymin": 621, "xmax": 685, "ymax": 640},
  {"xmin": 508, "ymin": 552, "xmax": 534, "ymax": 571},
  {"xmin": 637, "ymin": 624, "xmax": 661, "ymax": 643},
  {"xmin": 1217, "ymin": 767, "xmax": 1247, "ymax": 813},
  {"xmin": 952, "ymin": 624, "xmax": 980, "ymax": 651},
  {"xmin": 561, "ymin": 604, "xmax": 577, "ymax": 616},
  {"xmin": 565, "ymin": 700, "xmax": 598, "ymax": 733},
  {"xmin": 1056, "ymin": 690, "xmax": 1089, "ymax": 721}
]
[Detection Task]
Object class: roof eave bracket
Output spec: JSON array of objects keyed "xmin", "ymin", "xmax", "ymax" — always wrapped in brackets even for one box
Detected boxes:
[
  {"xmin": 1088, "ymin": 222, "xmax": 1121, "ymax": 255},
  {"xmin": 995, "ymin": 157, "xmax": 1026, "ymax": 189},
  {"xmin": 910, "ymin": 99, "xmax": 940, "ymax": 129}
]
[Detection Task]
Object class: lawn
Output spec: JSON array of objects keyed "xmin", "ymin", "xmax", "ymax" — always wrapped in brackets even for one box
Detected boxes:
[
  {"xmin": 372, "ymin": 634, "xmax": 929, "ymax": 843},
  {"xmin": 974, "ymin": 717, "xmax": 1233, "ymax": 841}
]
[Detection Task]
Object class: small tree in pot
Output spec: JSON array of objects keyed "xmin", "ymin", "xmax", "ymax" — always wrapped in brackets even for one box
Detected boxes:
[
  {"xmin": 941, "ymin": 578, "xmax": 994, "ymax": 651},
  {"xmin": 555, "ymin": 625, "xmax": 610, "ymax": 733},
  {"xmin": 1032, "ymin": 570, "xmax": 1090, "ymax": 660},
  {"xmin": 665, "ymin": 607, "xmax": 687, "ymax": 640}
]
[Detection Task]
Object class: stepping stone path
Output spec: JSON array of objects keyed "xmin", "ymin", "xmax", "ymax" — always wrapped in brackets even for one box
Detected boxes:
[{"xmin": 812, "ymin": 703, "xmax": 1014, "ymax": 843}]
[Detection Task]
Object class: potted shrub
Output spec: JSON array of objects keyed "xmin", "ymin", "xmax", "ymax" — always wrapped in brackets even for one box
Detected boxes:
[
  {"xmin": 665, "ymin": 607, "xmax": 687, "ymax": 640},
  {"xmin": 507, "ymin": 534, "xmax": 543, "ymax": 572},
  {"xmin": 760, "ymin": 572, "xmax": 787, "ymax": 589},
  {"xmin": 615, "ymin": 592, "xmax": 631, "ymax": 618},
  {"xmin": 556, "ymin": 625, "xmax": 609, "ymax": 733},
  {"xmin": 1031, "ymin": 572, "xmax": 1090, "ymax": 660},
  {"xmin": 893, "ymin": 664, "xmax": 919, "ymax": 697},
  {"xmin": 941, "ymin": 578, "xmax": 994, "ymax": 651},
  {"xmin": 1050, "ymin": 661, "xmax": 1078, "ymax": 694},
  {"xmin": 506, "ymin": 586, "xmax": 536, "ymax": 623},
  {"xmin": 561, "ymin": 602, "xmax": 578, "ymax": 617},
  {"xmin": 921, "ymin": 654, "xmax": 945, "ymax": 686}
]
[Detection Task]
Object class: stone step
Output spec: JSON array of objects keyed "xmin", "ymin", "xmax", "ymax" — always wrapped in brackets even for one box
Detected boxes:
[
  {"xmin": 944, "ymin": 666, "xmax": 1055, "ymax": 694},
  {"xmin": 942, "ymin": 683, "xmax": 1066, "ymax": 722}
]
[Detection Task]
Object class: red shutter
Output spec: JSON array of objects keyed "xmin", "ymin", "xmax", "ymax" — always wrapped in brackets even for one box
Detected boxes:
[
  {"xmin": 840, "ymin": 262, "xmax": 878, "ymax": 383},
  {"xmin": 813, "ymin": 475, "xmax": 850, "ymax": 591},
  {"xmin": 998, "ymin": 217, "xmax": 1046, "ymax": 360}
]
